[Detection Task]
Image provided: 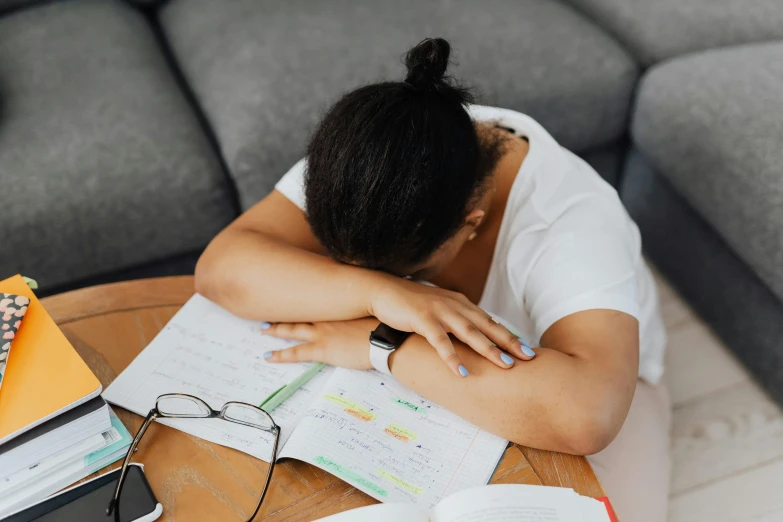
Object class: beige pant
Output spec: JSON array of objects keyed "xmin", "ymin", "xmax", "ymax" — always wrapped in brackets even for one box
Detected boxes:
[{"xmin": 587, "ymin": 378, "xmax": 671, "ymax": 522}]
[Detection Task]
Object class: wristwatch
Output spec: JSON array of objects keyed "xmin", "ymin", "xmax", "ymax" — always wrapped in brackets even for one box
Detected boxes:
[{"xmin": 369, "ymin": 323, "xmax": 411, "ymax": 376}]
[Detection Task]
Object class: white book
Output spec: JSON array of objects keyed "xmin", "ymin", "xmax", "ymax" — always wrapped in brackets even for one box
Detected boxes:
[
  {"xmin": 103, "ymin": 294, "xmax": 510, "ymax": 508},
  {"xmin": 0, "ymin": 408, "xmax": 132, "ymax": 517},
  {"xmin": 0, "ymin": 397, "xmax": 111, "ymax": 480},
  {"xmin": 0, "ymin": 432, "xmax": 107, "ymax": 496},
  {"xmin": 315, "ymin": 484, "xmax": 612, "ymax": 522}
]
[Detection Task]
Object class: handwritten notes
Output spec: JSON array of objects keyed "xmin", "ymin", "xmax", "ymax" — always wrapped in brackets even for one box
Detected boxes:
[
  {"xmin": 279, "ymin": 368, "xmax": 508, "ymax": 507},
  {"xmin": 104, "ymin": 295, "xmax": 508, "ymax": 506},
  {"xmin": 102, "ymin": 295, "xmax": 333, "ymax": 461}
]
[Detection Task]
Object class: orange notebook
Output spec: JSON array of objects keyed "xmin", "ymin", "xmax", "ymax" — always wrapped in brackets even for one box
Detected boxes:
[{"xmin": 0, "ymin": 275, "xmax": 101, "ymax": 445}]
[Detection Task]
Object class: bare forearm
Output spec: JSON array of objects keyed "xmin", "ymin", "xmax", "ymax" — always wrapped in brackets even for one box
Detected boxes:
[
  {"xmin": 388, "ymin": 336, "xmax": 635, "ymax": 455},
  {"xmin": 195, "ymin": 229, "xmax": 384, "ymax": 322}
]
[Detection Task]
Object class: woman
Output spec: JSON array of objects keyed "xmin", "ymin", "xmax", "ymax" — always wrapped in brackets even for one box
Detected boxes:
[{"xmin": 196, "ymin": 38, "xmax": 670, "ymax": 520}]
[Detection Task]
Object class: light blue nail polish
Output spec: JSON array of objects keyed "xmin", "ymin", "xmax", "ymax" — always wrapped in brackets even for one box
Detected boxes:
[
  {"xmin": 260, "ymin": 321, "xmax": 271, "ymax": 330},
  {"xmin": 263, "ymin": 351, "xmax": 273, "ymax": 359},
  {"xmin": 518, "ymin": 338, "xmax": 535, "ymax": 357},
  {"xmin": 458, "ymin": 365, "xmax": 469, "ymax": 377},
  {"xmin": 500, "ymin": 352, "xmax": 514, "ymax": 365}
]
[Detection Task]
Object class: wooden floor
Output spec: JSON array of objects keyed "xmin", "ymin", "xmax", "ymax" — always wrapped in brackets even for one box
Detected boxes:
[{"xmin": 654, "ymin": 269, "xmax": 783, "ymax": 521}]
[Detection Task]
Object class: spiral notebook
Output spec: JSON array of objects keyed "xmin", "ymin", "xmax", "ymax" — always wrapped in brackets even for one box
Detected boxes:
[{"xmin": 103, "ymin": 294, "xmax": 509, "ymax": 507}]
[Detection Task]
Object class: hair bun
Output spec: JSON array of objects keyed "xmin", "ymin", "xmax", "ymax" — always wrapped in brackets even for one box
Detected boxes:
[{"xmin": 404, "ymin": 38, "xmax": 452, "ymax": 91}]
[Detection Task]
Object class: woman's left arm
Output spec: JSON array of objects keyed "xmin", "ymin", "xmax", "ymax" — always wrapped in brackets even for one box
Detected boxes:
[{"xmin": 263, "ymin": 308, "xmax": 638, "ymax": 456}]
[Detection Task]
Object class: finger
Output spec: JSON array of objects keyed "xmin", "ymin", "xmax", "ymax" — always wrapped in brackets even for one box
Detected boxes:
[
  {"xmin": 418, "ymin": 319, "xmax": 467, "ymax": 377},
  {"xmin": 262, "ymin": 322, "xmax": 315, "ymax": 342},
  {"xmin": 264, "ymin": 343, "xmax": 324, "ymax": 363},
  {"xmin": 445, "ymin": 313, "xmax": 514, "ymax": 368},
  {"xmin": 464, "ymin": 309, "xmax": 535, "ymax": 361}
]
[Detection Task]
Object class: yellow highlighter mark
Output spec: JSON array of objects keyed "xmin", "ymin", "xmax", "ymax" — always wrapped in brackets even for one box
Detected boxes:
[
  {"xmin": 384, "ymin": 428, "xmax": 408, "ymax": 442},
  {"xmin": 384, "ymin": 423, "xmax": 417, "ymax": 442},
  {"xmin": 377, "ymin": 469, "xmax": 423, "ymax": 495},
  {"xmin": 324, "ymin": 394, "xmax": 376, "ymax": 421},
  {"xmin": 323, "ymin": 394, "xmax": 356, "ymax": 409}
]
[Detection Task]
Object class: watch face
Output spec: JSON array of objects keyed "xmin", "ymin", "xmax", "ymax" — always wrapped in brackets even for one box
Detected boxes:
[{"xmin": 370, "ymin": 323, "xmax": 409, "ymax": 350}]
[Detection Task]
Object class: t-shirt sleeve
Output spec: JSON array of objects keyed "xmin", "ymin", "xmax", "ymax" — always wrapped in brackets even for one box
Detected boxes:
[
  {"xmin": 274, "ymin": 158, "xmax": 307, "ymax": 210},
  {"xmin": 512, "ymin": 211, "xmax": 641, "ymax": 340}
]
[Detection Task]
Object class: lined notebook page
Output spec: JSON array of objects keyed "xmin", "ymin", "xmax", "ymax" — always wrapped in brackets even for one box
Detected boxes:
[
  {"xmin": 102, "ymin": 295, "xmax": 333, "ymax": 461},
  {"xmin": 280, "ymin": 368, "xmax": 508, "ymax": 507}
]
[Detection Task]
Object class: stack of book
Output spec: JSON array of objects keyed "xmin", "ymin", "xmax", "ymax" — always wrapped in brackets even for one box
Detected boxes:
[{"xmin": 0, "ymin": 275, "xmax": 132, "ymax": 517}]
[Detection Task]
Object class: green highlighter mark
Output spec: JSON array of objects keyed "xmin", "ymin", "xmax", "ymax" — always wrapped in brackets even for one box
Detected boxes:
[
  {"xmin": 314, "ymin": 456, "xmax": 388, "ymax": 497},
  {"xmin": 390, "ymin": 397, "xmax": 427, "ymax": 415}
]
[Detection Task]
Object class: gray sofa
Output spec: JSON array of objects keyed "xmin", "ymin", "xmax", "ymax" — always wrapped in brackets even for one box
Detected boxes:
[
  {"xmin": 567, "ymin": 0, "xmax": 783, "ymax": 403},
  {"xmin": 1, "ymin": 1, "xmax": 781, "ymax": 402}
]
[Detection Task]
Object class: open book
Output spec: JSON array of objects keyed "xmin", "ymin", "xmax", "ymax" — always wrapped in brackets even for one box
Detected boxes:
[
  {"xmin": 315, "ymin": 484, "xmax": 612, "ymax": 522},
  {"xmin": 103, "ymin": 295, "xmax": 509, "ymax": 507}
]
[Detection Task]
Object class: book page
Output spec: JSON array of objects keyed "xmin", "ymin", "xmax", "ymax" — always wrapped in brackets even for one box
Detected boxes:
[
  {"xmin": 578, "ymin": 496, "xmax": 614, "ymax": 522},
  {"xmin": 280, "ymin": 368, "xmax": 508, "ymax": 508},
  {"xmin": 314, "ymin": 503, "xmax": 430, "ymax": 522},
  {"xmin": 430, "ymin": 485, "xmax": 608, "ymax": 522},
  {"xmin": 102, "ymin": 295, "xmax": 333, "ymax": 462}
]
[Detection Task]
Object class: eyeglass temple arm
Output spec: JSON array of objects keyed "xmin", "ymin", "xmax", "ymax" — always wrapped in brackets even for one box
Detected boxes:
[
  {"xmin": 245, "ymin": 426, "xmax": 281, "ymax": 522},
  {"xmin": 107, "ymin": 409, "xmax": 159, "ymax": 516}
]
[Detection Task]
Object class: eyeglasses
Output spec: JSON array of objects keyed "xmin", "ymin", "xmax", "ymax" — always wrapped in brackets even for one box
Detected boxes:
[{"xmin": 107, "ymin": 393, "xmax": 280, "ymax": 522}]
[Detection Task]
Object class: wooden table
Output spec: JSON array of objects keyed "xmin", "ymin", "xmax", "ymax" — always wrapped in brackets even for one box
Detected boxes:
[{"xmin": 42, "ymin": 276, "xmax": 605, "ymax": 521}]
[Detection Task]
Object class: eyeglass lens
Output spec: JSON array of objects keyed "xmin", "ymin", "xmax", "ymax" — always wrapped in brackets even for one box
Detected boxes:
[
  {"xmin": 222, "ymin": 403, "xmax": 275, "ymax": 430},
  {"xmin": 156, "ymin": 394, "xmax": 211, "ymax": 417}
]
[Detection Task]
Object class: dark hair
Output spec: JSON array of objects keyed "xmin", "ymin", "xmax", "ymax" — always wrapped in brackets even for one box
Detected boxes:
[{"xmin": 304, "ymin": 38, "xmax": 504, "ymax": 273}]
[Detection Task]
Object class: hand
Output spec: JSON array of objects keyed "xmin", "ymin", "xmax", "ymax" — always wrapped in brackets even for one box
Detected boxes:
[
  {"xmin": 367, "ymin": 276, "xmax": 534, "ymax": 377},
  {"xmin": 261, "ymin": 318, "xmax": 377, "ymax": 369}
]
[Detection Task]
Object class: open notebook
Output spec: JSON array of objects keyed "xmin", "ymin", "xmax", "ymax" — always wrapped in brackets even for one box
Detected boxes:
[
  {"xmin": 103, "ymin": 295, "xmax": 509, "ymax": 507},
  {"xmin": 315, "ymin": 484, "xmax": 613, "ymax": 522}
]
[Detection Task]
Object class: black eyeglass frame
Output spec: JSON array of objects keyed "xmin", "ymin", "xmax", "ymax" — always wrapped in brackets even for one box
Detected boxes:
[{"xmin": 106, "ymin": 393, "xmax": 280, "ymax": 522}]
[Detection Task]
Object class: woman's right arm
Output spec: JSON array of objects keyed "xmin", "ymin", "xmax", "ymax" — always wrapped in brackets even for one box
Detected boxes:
[
  {"xmin": 195, "ymin": 191, "xmax": 529, "ymax": 376},
  {"xmin": 195, "ymin": 190, "xmax": 383, "ymax": 323}
]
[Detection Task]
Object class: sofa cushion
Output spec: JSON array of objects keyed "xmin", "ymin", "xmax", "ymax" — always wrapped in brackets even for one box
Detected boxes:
[
  {"xmin": 160, "ymin": 0, "xmax": 637, "ymax": 209},
  {"xmin": 0, "ymin": 0, "xmax": 36, "ymax": 15},
  {"xmin": 567, "ymin": 0, "xmax": 783, "ymax": 66},
  {"xmin": 631, "ymin": 42, "xmax": 783, "ymax": 302},
  {"xmin": 0, "ymin": 0, "xmax": 236, "ymax": 290},
  {"xmin": 621, "ymin": 150, "xmax": 783, "ymax": 405}
]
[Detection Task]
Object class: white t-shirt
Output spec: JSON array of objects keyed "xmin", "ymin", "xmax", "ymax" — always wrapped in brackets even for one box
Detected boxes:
[{"xmin": 275, "ymin": 105, "xmax": 666, "ymax": 383}]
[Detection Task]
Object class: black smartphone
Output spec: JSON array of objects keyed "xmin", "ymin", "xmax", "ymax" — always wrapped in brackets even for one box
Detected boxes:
[{"xmin": 2, "ymin": 464, "xmax": 162, "ymax": 522}]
